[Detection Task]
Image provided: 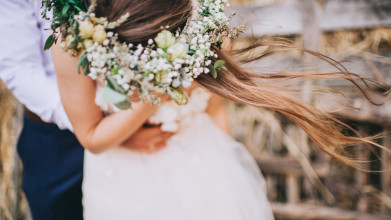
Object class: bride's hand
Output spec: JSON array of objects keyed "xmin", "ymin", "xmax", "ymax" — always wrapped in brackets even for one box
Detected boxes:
[
  {"xmin": 129, "ymin": 90, "xmax": 141, "ymax": 103},
  {"xmin": 121, "ymin": 125, "xmax": 176, "ymax": 153}
]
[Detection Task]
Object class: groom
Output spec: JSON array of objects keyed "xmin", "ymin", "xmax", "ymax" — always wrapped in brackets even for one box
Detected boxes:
[{"xmin": 0, "ymin": 1, "xmax": 173, "ymax": 219}]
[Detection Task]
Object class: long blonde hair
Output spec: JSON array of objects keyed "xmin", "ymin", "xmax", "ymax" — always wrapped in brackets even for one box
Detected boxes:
[
  {"xmin": 196, "ymin": 41, "xmax": 390, "ymax": 169},
  {"xmin": 89, "ymin": 0, "xmax": 391, "ymax": 169}
]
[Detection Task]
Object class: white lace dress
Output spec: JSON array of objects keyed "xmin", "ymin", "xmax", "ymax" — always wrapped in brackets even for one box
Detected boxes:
[{"xmin": 83, "ymin": 87, "xmax": 274, "ymax": 220}]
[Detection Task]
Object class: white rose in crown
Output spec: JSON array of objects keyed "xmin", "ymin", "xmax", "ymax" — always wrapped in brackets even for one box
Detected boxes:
[
  {"xmin": 93, "ymin": 25, "xmax": 107, "ymax": 44},
  {"xmin": 167, "ymin": 41, "xmax": 189, "ymax": 60},
  {"xmin": 79, "ymin": 20, "xmax": 95, "ymax": 38},
  {"xmin": 154, "ymin": 30, "xmax": 176, "ymax": 49}
]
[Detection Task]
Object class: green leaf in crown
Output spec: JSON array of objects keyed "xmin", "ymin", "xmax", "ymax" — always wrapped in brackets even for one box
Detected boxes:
[{"xmin": 42, "ymin": 0, "xmax": 87, "ymax": 50}]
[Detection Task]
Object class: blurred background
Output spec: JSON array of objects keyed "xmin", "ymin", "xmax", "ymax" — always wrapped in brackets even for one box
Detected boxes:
[
  {"xmin": 227, "ymin": 0, "xmax": 391, "ymax": 219},
  {"xmin": 1, "ymin": 0, "xmax": 391, "ymax": 219}
]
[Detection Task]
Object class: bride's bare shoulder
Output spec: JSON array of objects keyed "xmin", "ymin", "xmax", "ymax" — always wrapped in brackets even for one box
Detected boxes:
[{"xmin": 50, "ymin": 43, "xmax": 80, "ymax": 77}]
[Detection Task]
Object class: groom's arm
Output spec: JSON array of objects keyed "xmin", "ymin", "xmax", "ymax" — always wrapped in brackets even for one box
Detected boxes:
[{"xmin": 0, "ymin": 0, "xmax": 73, "ymax": 131}]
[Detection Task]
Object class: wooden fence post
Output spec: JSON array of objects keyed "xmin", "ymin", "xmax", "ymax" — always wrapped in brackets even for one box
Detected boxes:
[
  {"xmin": 355, "ymin": 127, "xmax": 370, "ymax": 212},
  {"xmin": 382, "ymin": 127, "xmax": 391, "ymax": 214}
]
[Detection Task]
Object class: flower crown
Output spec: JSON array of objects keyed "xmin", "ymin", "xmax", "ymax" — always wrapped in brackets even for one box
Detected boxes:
[{"xmin": 42, "ymin": 0, "xmax": 245, "ymax": 109}]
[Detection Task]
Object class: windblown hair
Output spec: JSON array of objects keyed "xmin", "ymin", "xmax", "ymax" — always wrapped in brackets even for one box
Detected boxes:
[{"xmin": 86, "ymin": 0, "xmax": 390, "ymax": 169}]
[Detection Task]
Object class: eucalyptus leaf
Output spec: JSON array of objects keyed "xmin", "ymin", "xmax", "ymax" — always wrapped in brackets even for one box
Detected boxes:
[
  {"xmin": 73, "ymin": 5, "xmax": 82, "ymax": 12},
  {"xmin": 62, "ymin": 4, "xmax": 70, "ymax": 16},
  {"xmin": 208, "ymin": 64, "xmax": 218, "ymax": 79},
  {"xmin": 106, "ymin": 75, "xmax": 125, "ymax": 93},
  {"xmin": 103, "ymin": 84, "xmax": 131, "ymax": 110},
  {"xmin": 69, "ymin": 0, "xmax": 79, "ymax": 5},
  {"xmin": 214, "ymin": 60, "xmax": 225, "ymax": 68},
  {"xmin": 82, "ymin": 62, "xmax": 89, "ymax": 75},
  {"xmin": 114, "ymin": 100, "xmax": 132, "ymax": 110},
  {"xmin": 77, "ymin": 52, "xmax": 89, "ymax": 75},
  {"xmin": 44, "ymin": 35, "xmax": 55, "ymax": 50},
  {"xmin": 217, "ymin": 65, "xmax": 227, "ymax": 73}
]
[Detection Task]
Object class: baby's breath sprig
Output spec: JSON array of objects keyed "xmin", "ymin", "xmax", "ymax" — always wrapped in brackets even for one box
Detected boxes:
[{"xmin": 43, "ymin": 0, "xmax": 245, "ymax": 109}]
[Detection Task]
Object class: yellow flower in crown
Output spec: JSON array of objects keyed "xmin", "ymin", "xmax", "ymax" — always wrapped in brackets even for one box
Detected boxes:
[
  {"xmin": 79, "ymin": 20, "xmax": 95, "ymax": 38},
  {"xmin": 93, "ymin": 25, "xmax": 107, "ymax": 44}
]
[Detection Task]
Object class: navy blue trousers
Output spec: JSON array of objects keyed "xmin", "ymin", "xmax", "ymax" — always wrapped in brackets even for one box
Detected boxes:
[{"xmin": 17, "ymin": 116, "xmax": 84, "ymax": 220}]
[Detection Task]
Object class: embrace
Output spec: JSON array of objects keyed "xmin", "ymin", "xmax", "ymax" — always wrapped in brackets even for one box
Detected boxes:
[{"xmin": 1, "ymin": 0, "xmax": 389, "ymax": 219}]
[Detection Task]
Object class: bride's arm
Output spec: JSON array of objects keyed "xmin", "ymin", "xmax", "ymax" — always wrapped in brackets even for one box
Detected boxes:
[{"xmin": 51, "ymin": 44, "xmax": 159, "ymax": 154}]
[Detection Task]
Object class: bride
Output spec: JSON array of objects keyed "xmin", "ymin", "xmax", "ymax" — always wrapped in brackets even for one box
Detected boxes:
[
  {"xmin": 49, "ymin": 0, "xmax": 388, "ymax": 219},
  {"xmin": 50, "ymin": 0, "xmax": 276, "ymax": 219}
]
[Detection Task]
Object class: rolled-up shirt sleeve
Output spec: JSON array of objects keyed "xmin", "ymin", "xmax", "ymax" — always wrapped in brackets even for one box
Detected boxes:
[{"xmin": 0, "ymin": 0, "xmax": 73, "ymax": 131}]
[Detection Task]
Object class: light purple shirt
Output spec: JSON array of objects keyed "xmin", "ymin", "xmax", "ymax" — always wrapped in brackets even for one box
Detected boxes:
[{"xmin": 0, "ymin": 0, "xmax": 73, "ymax": 130}]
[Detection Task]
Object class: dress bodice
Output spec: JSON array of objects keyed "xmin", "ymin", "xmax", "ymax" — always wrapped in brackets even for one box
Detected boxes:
[{"xmin": 95, "ymin": 86, "xmax": 211, "ymax": 132}]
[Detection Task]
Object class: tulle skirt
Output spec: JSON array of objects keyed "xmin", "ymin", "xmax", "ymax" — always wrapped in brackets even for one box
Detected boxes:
[{"xmin": 83, "ymin": 113, "xmax": 274, "ymax": 220}]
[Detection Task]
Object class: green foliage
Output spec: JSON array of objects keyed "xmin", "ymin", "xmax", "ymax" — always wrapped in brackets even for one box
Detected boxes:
[
  {"xmin": 107, "ymin": 75, "xmax": 125, "ymax": 93},
  {"xmin": 214, "ymin": 60, "xmax": 225, "ymax": 69},
  {"xmin": 208, "ymin": 64, "xmax": 218, "ymax": 79},
  {"xmin": 44, "ymin": 34, "xmax": 55, "ymax": 50},
  {"xmin": 103, "ymin": 84, "xmax": 131, "ymax": 110},
  {"xmin": 41, "ymin": 0, "xmax": 86, "ymax": 49},
  {"xmin": 104, "ymin": 75, "xmax": 131, "ymax": 109},
  {"xmin": 208, "ymin": 60, "xmax": 227, "ymax": 79},
  {"xmin": 77, "ymin": 51, "xmax": 90, "ymax": 75}
]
